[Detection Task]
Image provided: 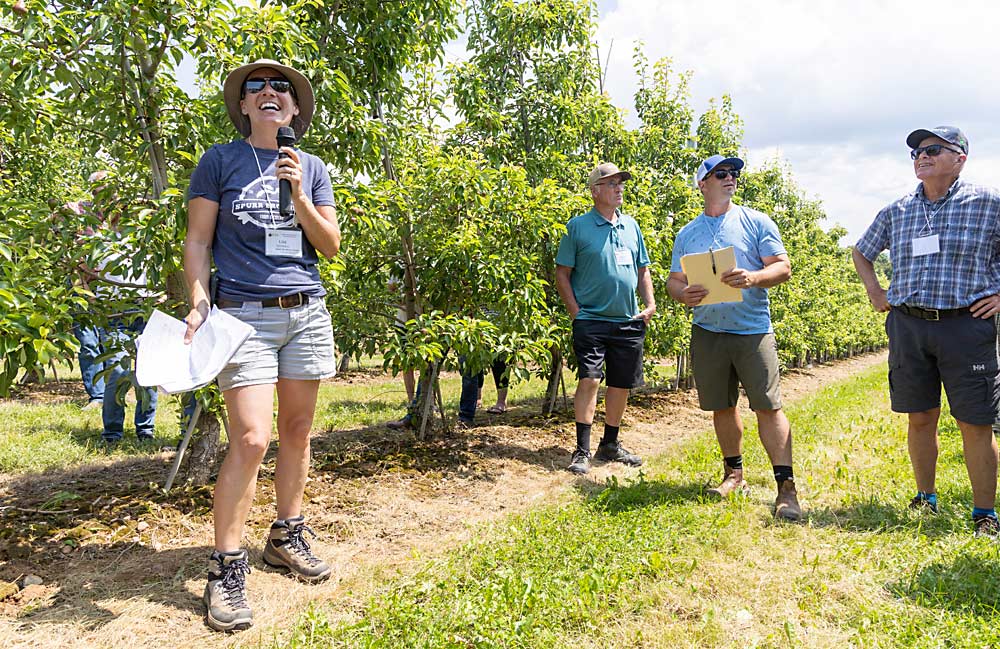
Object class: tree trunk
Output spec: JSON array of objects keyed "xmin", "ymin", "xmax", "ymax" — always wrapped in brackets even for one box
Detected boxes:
[
  {"xmin": 542, "ymin": 346, "xmax": 562, "ymax": 415},
  {"xmin": 181, "ymin": 413, "xmax": 222, "ymax": 486}
]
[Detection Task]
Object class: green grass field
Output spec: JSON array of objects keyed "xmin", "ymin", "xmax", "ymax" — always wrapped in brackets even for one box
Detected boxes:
[{"xmin": 272, "ymin": 366, "xmax": 1000, "ymax": 649}]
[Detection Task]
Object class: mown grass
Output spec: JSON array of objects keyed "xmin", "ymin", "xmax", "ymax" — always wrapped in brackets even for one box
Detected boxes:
[{"xmin": 273, "ymin": 365, "xmax": 1000, "ymax": 648}]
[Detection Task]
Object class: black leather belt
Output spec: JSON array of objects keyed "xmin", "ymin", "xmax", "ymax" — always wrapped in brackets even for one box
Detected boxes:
[
  {"xmin": 894, "ymin": 303, "xmax": 970, "ymax": 321},
  {"xmin": 216, "ymin": 293, "xmax": 310, "ymax": 309}
]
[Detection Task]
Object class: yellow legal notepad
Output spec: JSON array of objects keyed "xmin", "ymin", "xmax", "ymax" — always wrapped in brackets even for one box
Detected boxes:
[{"xmin": 679, "ymin": 246, "xmax": 744, "ymax": 305}]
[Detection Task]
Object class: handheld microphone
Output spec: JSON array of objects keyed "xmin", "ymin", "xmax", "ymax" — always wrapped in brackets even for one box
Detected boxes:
[{"xmin": 276, "ymin": 126, "xmax": 296, "ymax": 217}]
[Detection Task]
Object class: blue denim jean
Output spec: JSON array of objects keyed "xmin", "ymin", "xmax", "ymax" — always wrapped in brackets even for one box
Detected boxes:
[
  {"xmin": 101, "ymin": 316, "xmax": 157, "ymax": 441},
  {"xmin": 72, "ymin": 322, "xmax": 106, "ymax": 401},
  {"xmin": 458, "ymin": 357, "xmax": 510, "ymax": 423}
]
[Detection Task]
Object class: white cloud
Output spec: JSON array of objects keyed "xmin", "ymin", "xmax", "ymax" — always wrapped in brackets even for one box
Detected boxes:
[{"xmin": 596, "ymin": 0, "xmax": 1000, "ymax": 241}]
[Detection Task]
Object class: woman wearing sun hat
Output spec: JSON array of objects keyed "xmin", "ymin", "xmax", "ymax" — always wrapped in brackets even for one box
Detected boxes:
[{"xmin": 183, "ymin": 58, "xmax": 340, "ymax": 632}]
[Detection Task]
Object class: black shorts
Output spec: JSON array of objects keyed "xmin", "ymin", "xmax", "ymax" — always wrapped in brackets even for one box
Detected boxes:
[
  {"xmin": 572, "ymin": 318, "xmax": 646, "ymax": 389},
  {"xmin": 887, "ymin": 308, "xmax": 1000, "ymax": 425}
]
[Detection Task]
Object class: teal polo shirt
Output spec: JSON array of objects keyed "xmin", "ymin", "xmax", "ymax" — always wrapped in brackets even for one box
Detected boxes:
[{"xmin": 555, "ymin": 208, "xmax": 650, "ymax": 322}]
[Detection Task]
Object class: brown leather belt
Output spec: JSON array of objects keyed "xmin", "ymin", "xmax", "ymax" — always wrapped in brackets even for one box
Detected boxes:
[
  {"xmin": 216, "ymin": 293, "xmax": 310, "ymax": 310},
  {"xmin": 894, "ymin": 303, "xmax": 970, "ymax": 321}
]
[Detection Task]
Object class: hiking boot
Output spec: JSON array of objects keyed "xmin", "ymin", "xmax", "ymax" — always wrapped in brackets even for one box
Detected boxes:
[
  {"xmin": 774, "ymin": 478, "xmax": 802, "ymax": 522},
  {"xmin": 974, "ymin": 514, "xmax": 1000, "ymax": 539},
  {"xmin": 204, "ymin": 550, "xmax": 253, "ymax": 632},
  {"xmin": 706, "ymin": 466, "xmax": 749, "ymax": 499},
  {"xmin": 261, "ymin": 517, "xmax": 331, "ymax": 582},
  {"xmin": 566, "ymin": 448, "xmax": 592, "ymax": 474},
  {"xmin": 385, "ymin": 416, "xmax": 413, "ymax": 430},
  {"xmin": 594, "ymin": 441, "xmax": 643, "ymax": 467},
  {"xmin": 908, "ymin": 494, "xmax": 939, "ymax": 514}
]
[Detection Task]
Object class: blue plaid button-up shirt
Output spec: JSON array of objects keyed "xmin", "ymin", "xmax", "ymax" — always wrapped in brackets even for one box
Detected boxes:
[{"xmin": 855, "ymin": 179, "xmax": 1000, "ymax": 310}]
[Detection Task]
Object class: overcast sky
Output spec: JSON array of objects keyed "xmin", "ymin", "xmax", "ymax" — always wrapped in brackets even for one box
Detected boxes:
[{"xmin": 594, "ymin": 0, "xmax": 1000, "ymax": 241}]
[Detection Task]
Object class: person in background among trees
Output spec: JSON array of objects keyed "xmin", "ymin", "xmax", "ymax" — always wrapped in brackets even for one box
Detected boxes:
[
  {"xmin": 852, "ymin": 126, "xmax": 1000, "ymax": 538},
  {"xmin": 667, "ymin": 155, "xmax": 800, "ymax": 521},
  {"xmin": 65, "ymin": 171, "xmax": 110, "ymax": 410},
  {"xmin": 184, "ymin": 59, "xmax": 341, "ymax": 632},
  {"xmin": 555, "ymin": 162, "xmax": 655, "ymax": 475}
]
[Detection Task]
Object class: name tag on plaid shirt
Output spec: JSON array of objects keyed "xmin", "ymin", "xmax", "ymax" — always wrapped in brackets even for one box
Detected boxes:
[{"xmin": 912, "ymin": 234, "xmax": 939, "ymax": 257}]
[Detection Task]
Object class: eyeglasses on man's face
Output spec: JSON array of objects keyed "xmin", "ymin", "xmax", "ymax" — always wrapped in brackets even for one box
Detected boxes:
[
  {"xmin": 243, "ymin": 77, "xmax": 293, "ymax": 96},
  {"xmin": 597, "ymin": 180, "xmax": 627, "ymax": 188},
  {"xmin": 708, "ymin": 168, "xmax": 740, "ymax": 180},
  {"xmin": 910, "ymin": 144, "xmax": 962, "ymax": 160}
]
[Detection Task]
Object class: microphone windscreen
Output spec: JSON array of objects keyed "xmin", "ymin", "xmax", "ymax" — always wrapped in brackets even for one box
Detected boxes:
[{"xmin": 277, "ymin": 126, "xmax": 296, "ymax": 148}]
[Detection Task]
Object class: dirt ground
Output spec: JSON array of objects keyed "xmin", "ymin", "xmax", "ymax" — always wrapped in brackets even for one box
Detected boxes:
[{"xmin": 0, "ymin": 351, "xmax": 887, "ymax": 649}]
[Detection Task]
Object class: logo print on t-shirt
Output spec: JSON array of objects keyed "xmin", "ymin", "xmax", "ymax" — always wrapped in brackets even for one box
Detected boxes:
[{"xmin": 231, "ymin": 176, "xmax": 294, "ymax": 228}]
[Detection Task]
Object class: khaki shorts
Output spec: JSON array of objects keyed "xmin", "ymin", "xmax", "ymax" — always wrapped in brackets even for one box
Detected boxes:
[
  {"xmin": 217, "ymin": 298, "xmax": 337, "ymax": 391},
  {"xmin": 690, "ymin": 325, "xmax": 781, "ymax": 411}
]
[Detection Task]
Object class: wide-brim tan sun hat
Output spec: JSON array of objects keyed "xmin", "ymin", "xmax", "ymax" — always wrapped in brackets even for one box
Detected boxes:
[{"xmin": 223, "ymin": 59, "xmax": 315, "ymax": 140}]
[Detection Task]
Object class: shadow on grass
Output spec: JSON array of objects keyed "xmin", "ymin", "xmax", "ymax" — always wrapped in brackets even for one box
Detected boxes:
[
  {"xmin": 575, "ymin": 473, "xmax": 707, "ymax": 514},
  {"xmin": 805, "ymin": 496, "xmax": 970, "ymax": 539},
  {"xmin": 887, "ymin": 553, "xmax": 1000, "ymax": 616}
]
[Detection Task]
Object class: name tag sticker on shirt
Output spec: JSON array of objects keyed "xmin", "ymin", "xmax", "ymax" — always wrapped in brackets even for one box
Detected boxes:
[
  {"xmin": 615, "ymin": 248, "xmax": 632, "ymax": 266},
  {"xmin": 266, "ymin": 229, "xmax": 303, "ymax": 258},
  {"xmin": 912, "ymin": 234, "xmax": 940, "ymax": 257}
]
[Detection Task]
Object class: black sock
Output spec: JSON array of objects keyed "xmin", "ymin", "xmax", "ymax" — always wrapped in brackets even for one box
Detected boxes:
[
  {"xmin": 724, "ymin": 455, "xmax": 743, "ymax": 470},
  {"xmin": 600, "ymin": 424, "xmax": 620, "ymax": 446},
  {"xmin": 575, "ymin": 422, "xmax": 592, "ymax": 452},
  {"xmin": 773, "ymin": 465, "xmax": 794, "ymax": 485}
]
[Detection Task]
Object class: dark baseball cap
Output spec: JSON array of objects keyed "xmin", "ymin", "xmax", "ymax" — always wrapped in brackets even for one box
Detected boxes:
[{"xmin": 906, "ymin": 126, "xmax": 968, "ymax": 154}]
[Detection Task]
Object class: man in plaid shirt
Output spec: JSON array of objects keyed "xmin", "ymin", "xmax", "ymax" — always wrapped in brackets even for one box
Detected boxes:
[{"xmin": 853, "ymin": 125, "xmax": 1000, "ymax": 538}]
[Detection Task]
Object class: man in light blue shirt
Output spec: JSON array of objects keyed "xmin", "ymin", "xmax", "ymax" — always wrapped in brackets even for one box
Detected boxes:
[
  {"xmin": 668, "ymin": 155, "xmax": 800, "ymax": 521},
  {"xmin": 556, "ymin": 162, "xmax": 656, "ymax": 475}
]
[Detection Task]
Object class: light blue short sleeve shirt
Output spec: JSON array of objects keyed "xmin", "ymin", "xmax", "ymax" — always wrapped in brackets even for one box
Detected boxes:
[
  {"xmin": 556, "ymin": 208, "xmax": 651, "ymax": 322},
  {"xmin": 670, "ymin": 205, "xmax": 786, "ymax": 334}
]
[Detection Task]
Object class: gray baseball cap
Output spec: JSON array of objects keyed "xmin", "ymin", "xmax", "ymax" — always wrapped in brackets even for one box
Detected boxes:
[{"xmin": 906, "ymin": 126, "xmax": 968, "ymax": 154}]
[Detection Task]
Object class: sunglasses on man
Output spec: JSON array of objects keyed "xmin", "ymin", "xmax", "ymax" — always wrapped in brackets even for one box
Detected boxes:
[
  {"xmin": 242, "ymin": 77, "xmax": 294, "ymax": 96},
  {"xmin": 708, "ymin": 169, "xmax": 740, "ymax": 180},
  {"xmin": 910, "ymin": 144, "xmax": 962, "ymax": 160}
]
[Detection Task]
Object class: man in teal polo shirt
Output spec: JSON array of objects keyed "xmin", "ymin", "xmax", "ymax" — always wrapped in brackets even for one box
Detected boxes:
[{"xmin": 555, "ymin": 162, "xmax": 656, "ymax": 474}]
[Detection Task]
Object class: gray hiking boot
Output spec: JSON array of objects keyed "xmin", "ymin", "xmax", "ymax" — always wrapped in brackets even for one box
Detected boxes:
[
  {"xmin": 261, "ymin": 516, "xmax": 332, "ymax": 582},
  {"xmin": 204, "ymin": 549, "xmax": 253, "ymax": 632},
  {"xmin": 566, "ymin": 447, "xmax": 592, "ymax": 474},
  {"xmin": 594, "ymin": 441, "xmax": 643, "ymax": 466}
]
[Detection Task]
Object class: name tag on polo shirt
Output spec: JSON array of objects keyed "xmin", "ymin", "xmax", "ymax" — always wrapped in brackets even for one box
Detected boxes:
[
  {"xmin": 266, "ymin": 229, "xmax": 303, "ymax": 258},
  {"xmin": 614, "ymin": 248, "xmax": 632, "ymax": 266},
  {"xmin": 912, "ymin": 234, "xmax": 939, "ymax": 257}
]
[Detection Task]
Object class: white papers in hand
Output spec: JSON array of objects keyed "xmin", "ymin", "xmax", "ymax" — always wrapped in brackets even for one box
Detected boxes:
[{"xmin": 136, "ymin": 307, "xmax": 253, "ymax": 393}]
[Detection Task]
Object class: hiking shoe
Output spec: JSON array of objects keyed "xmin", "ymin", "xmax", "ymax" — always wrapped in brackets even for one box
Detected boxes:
[
  {"xmin": 82, "ymin": 399, "xmax": 103, "ymax": 410},
  {"xmin": 566, "ymin": 448, "xmax": 592, "ymax": 474},
  {"xmin": 455, "ymin": 418, "xmax": 474, "ymax": 430},
  {"xmin": 385, "ymin": 416, "xmax": 413, "ymax": 430},
  {"xmin": 774, "ymin": 478, "xmax": 802, "ymax": 522},
  {"xmin": 974, "ymin": 514, "xmax": 1000, "ymax": 539},
  {"xmin": 594, "ymin": 441, "xmax": 643, "ymax": 467},
  {"xmin": 706, "ymin": 466, "xmax": 749, "ymax": 499},
  {"xmin": 908, "ymin": 494, "xmax": 939, "ymax": 514},
  {"xmin": 261, "ymin": 517, "xmax": 332, "ymax": 582},
  {"xmin": 204, "ymin": 550, "xmax": 253, "ymax": 632}
]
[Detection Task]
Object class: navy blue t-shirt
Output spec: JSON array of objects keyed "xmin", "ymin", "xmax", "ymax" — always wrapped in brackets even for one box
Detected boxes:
[{"xmin": 187, "ymin": 140, "xmax": 336, "ymax": 300}]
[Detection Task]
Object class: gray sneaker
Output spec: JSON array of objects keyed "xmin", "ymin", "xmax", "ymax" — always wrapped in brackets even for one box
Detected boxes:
[
  {"xmin": 261, "ymin": 516, "xmax": 332, "ymax": 582},
  {"xmin": 594, "ymin": 441, "xmax": 642, "ymax": 467},
  {"xmin": 204, "ymin": 550, "xmax": 253, "ymax": 632},
  {"xmin": 566, "ymin": 448, "xmax": 592, "ymax": 474}
]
